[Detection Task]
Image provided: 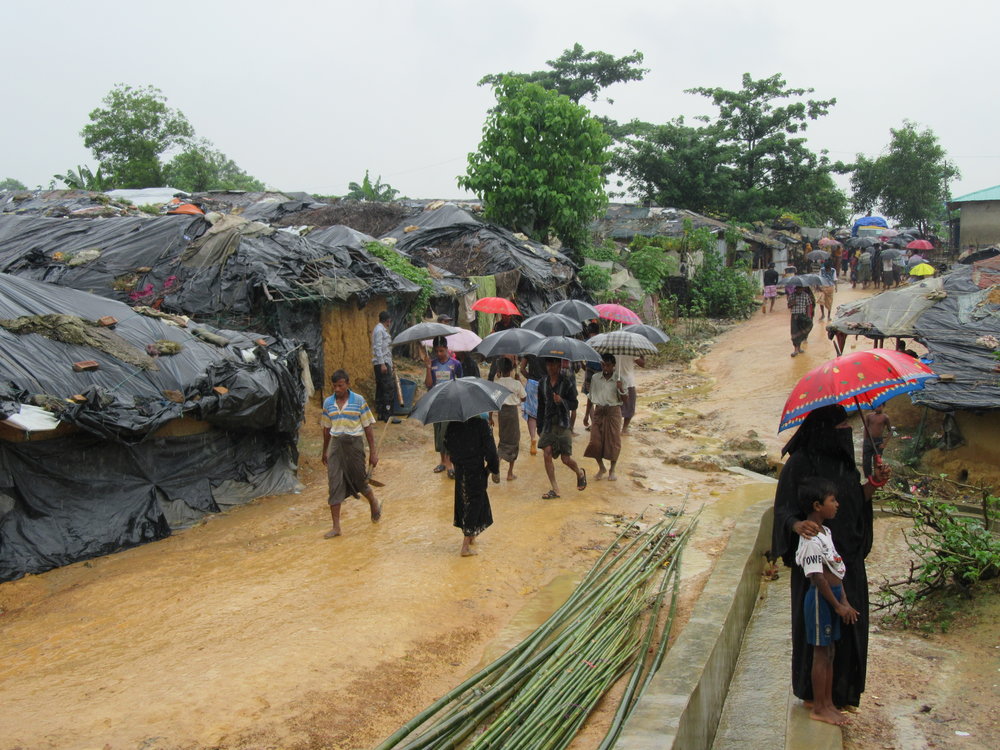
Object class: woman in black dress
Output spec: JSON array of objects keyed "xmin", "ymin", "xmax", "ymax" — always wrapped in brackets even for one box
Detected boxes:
[
  {"xmin": 445, "ymin": 416, "xmax": 500, "ymax": 556},
  {"xmin": 772, "ymin": 404, "xmax": 891, "ymax": 710}
]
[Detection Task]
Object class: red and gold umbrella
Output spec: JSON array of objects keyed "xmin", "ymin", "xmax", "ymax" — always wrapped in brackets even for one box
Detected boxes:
[
  {"xmin": 471, "ymin": 297, "xmax": 521, "ymax": 316},
  {"xmin": 594, "ymin": 303, "xmax": 641, "ymax": 325},
  {"xmin": 779, "ymin": 349, "xmax": 936, "ymax": 432}
]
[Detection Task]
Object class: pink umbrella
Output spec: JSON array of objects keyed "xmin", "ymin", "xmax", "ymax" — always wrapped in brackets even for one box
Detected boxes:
[
  {"xmin": 421, "ymin": 328, "xmax": 483, "ymax": 352},
  {"xmin": 906, "ymin": 239, "xmax": 934, "ymax": 251},
  {"xmin": 880, "ymin": 228, "xmax": 899, "ymax": 238},
  {"xmin": 595, "ymin": 303, "xmax": 641, "ymax": 325},
  {"xmin": 817, "ymin": 237, "xmax": 841, "ymax": 247}
]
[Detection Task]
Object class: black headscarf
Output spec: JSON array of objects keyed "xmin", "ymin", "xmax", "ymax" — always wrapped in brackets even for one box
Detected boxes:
[{"xmin": 781, "ymin": 404, "xmax": 855, "ymax": 471}]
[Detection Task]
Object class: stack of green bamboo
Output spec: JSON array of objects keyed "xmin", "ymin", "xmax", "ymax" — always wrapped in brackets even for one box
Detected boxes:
[{"xmin": 376, "ymin": 510, "xmax": 697, "ymax": 750}]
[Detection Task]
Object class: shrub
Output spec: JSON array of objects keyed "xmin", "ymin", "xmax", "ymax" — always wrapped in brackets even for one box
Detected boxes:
[
  {"xmin": 578, "ymin": 265, "xmax": 612, "ymax": 292},
  {"xmin": 688, "ymin": 251, "xmax": 758, "ymax": 319},
  {"xmin": 365, "ymin": 241, "xmax": 433, "ymax": 322}
]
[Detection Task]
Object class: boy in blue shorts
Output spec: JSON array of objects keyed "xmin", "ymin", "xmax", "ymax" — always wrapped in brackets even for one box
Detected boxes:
[{"xmin": 794, "ymin": 477, "xmax": 859, "ymax": 726}]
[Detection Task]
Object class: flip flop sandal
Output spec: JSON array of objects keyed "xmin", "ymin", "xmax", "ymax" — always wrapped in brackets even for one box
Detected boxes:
[
  {"xmin": 447, "ymin": 469, "xmax": 456, "ymax": 479},
  {"xmin": 577, "ymin": 468, "xmax": 587, "ymax": 491},
  {"xmin": 433, "ymin": 464, "xmax": 446, "ymax": 473},
  {"xmin": 541, "ymin": 490, "xmax": 560, "ymax": 499}
]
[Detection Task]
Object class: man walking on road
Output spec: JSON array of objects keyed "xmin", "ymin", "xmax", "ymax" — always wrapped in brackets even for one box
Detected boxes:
[
  {"xmin": 537, "ymin": 357, "xmax": 587, "ymax": 498},
  {"xmin": 372, "ymin": 310, "xmax": 394, "ymax": 422}
]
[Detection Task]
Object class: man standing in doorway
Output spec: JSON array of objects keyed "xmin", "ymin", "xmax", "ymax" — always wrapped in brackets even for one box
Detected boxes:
[{"xmin": 371, "ymin": 310, "xmax": 394, "ymax": 423}]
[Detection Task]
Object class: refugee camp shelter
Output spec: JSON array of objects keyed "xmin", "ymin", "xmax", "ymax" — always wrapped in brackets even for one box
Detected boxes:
[
  {"xmin": 947, "ymin": 184, "xmax": 1000, "ymax": 249},
  {"xmin": 0, "ymin": 273, "xmax": 306, "ymax": 582}
]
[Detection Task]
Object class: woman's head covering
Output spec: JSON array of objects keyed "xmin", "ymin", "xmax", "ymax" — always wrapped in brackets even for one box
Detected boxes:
[{"xmin": 781, "ymin": 404, "xmax": 855, "ymax": 469}]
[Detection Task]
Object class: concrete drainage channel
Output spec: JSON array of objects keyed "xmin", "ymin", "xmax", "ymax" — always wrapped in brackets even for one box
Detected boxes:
[{"xmin": 615, "ymin": 478, "xmax": 844, "ymax": 750}]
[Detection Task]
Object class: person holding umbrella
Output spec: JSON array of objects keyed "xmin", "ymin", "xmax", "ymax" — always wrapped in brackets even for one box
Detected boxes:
[
  {"xmin": 445, "ymin": 415, "xmax": 500, "ymax": 556},
  {"xmin": 537, "ymin": 357, "xmax": 587, "ymax": 498},
  {"xmin": 583, "ymin": 353, "xmax": 626, "ymax": 481},
  {"xmin": 788, "ymin": 283, "xmax": 816, "ymax": 357},
  {"xmin": 425, "ymin": 335, "xmax": 463, "ymax": 478}
]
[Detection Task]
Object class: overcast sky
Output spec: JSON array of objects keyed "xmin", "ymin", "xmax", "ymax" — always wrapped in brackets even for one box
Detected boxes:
[{"xmin": 4, "ymin": 0, "xmax": 997, "ymax": 206}]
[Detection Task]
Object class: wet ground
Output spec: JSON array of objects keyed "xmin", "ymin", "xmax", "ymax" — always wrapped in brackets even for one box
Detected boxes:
[{"xmin": 1, "ymin": 281, "xmax": 996, "ymax": 749}]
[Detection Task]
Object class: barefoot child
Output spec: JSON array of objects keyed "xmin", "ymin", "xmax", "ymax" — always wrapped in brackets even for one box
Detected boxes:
[
  {"xmin": 795, "ymin": 477, "xmax": 858, "ymax": 726},
  {"xmin": 862, "ymin": 405, "xmax": 891, "ymax": 478},
  {"xmin": 494, "ymin": 358, "xmax": 526, "ymax": 480}
]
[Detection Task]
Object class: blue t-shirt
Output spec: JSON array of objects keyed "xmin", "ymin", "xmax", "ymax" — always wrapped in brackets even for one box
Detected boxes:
[{"xmin": 430, "ymin": 357, "xmax": 462, "ymax": 386}]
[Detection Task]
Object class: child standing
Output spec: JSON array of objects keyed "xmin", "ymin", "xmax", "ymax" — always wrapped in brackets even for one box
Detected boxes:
[
  {"xmin": 494, "ymin": 358, "xmax": 527, "ymax": 480},
  {"xmin": 795, "ymin": 477, "xmax": 859, "ymax": 726}
]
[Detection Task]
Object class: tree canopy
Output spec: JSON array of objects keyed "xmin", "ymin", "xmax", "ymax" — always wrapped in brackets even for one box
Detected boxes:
[
  {"xmin": 163, "ymin": 139, "xmax": 265, "ymax": 193},
  {"xmin": 850, "ymin": 122, "xmax": 959, "ymax": 234},
  {"xmin": 0, "ymin": 177, "xmax": 27, "ymax": 191},
  {"xmin": 479, "ymin": 44, "xmax": 647, "ymax": 105},
  {"xmin": 458, "ymin": 76, "xmax": 610, "ymax": 252}
]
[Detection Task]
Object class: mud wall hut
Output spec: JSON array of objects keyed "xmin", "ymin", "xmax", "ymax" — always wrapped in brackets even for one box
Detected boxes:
[{"xmin": 947, "ymin": 184, "xmax": 1000, "ymax": 249}]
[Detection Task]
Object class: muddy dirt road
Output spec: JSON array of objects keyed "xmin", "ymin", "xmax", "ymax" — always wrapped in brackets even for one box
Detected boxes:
[{"xmin": 2, "ymin": 282, "xmax": 991, "ymax": 749}]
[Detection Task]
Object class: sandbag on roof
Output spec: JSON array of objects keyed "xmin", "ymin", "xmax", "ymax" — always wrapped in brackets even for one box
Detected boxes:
[
  {"xmin": 0, "ymin": 274, "xmax": 305, "ymax": 581},
  {"xmin": 912, "ymin": 264, "xmax": 1000, "ymax": 412}
]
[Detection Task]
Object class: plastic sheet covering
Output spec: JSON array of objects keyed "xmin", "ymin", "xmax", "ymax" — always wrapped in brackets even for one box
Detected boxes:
[
  {"xmin": 827, "ymin": 277, "xmax": 945, "ymax": 338},
  {"xmin": 306, "ymin": 224, "xmax": 423, "ymax": 302},
  {"xmin": 912, "ymin": 265, "xmax": 1000, "ymax": 412},
  {"xmin": 0, "ymin": 274, "xmax": 306, "ymax": 581}
]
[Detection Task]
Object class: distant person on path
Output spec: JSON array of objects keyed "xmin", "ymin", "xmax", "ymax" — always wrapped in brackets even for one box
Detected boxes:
[
  {"xmin": 857, "ymin": 250, "xmax": 872, "ymax": 289},
  {"xmin": 494, "ymin": 358, "xmax": 527, "ymax": 480},
  {"xmin": 795, "ymin": 477, "xmax": 858, "ymax": 726},
  {"xmin": 488, "ymin": 313, "xmax": 519, "ymax": 380},
  {"xmin": 445, "ymin": 415, "xmax": 500, "ymax": 556},
  {"xmin": 862, "ymin": 405, "xmax": 891, "ymax": 477},
  {"xmin": 818, "ymin": 261, "xmax": 836, "ymax": 321},
  {"xmin": 772, "ymin": 404, "xmax": 891, "ymax": 712},
  {"xmin": 426, "ymin": 336, "xmax": 463, "ymax": 478},
  {"xmin": 537, "ymin": 357, "xmax": 587, "ymax": 498},
  {"xmin": 321, "ymin": 370, "xmax": 381, "ymax": 538},
  {"xmin": 371, "ymin": 311, "xmax": 394, "ymax": 422},
  {"xmin": 617, "ymin": 352, "xmax": 646, "ymax": 434},
  {"xmin": 583, "ymin": 353, "xmax": 626, "ymax": 481},
  {"xmin": 789, "ymin": 285, "xmax": 815, "ymax": 357},
  {"xmin": 762, "ymin": 263, "xmax": 780, "ymax": 313},
  {"xmin": 520, "ymin": 354, "xmax": 544, "ymax": 455}
]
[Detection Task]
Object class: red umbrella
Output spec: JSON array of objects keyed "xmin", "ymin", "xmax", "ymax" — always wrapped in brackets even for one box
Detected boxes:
[
  {"xmin": 906, "ymin": 239, "xmax": 934, "ymax": 251},
  {"xmin": 594, "ymin": 303, "xmax": 641, "ymax": 325},
  {"xmin": 471, "ymin": 297, "xmax": 521, "ymax": 316},
  {"xmin": 817, "ymin": 237, "xmax": 841, "ymax": 247},
  {"xmin": 779, "ymin": 349, "xmax": 936, "ymax": 432}
]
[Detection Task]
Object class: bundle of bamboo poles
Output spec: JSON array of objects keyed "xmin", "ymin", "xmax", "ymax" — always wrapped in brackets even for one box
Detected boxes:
[{"xmin": 375, "ymin": 510, "xmax": 698, "ymax": 750}]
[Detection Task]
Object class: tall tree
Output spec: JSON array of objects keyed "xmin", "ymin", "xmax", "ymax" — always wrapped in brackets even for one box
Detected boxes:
[
  {"xmin": 81, "ymin": 84, "xmax": 194, "ymax": 188},
  {"xmin": 479, "ymin": 44, "xmax": 647, "ymax": 105},
  {"xmin": 164, "ymin": 139, "xmax": 265, "ymax": 192},
  {"xmin": 0, "ymin": 177, "xmax": 27, "ymax": 191},
  {"xmin": 850, "ymin": 122, "xmax": 959, "ymax": 234},
  {"xmin": 458, "ymin": 76, "xmax": 610, "ymax": 251}
]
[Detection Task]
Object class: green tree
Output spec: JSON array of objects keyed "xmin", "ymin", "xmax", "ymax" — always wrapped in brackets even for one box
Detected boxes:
[
  {"xmin": 479, "ymin": 43, "xmax": 647, "ymax": 105},
  {"xmin": 850, "ymin": 122, "xmax": 959, "ymax": 234},
  {"xmin": 0, "ymin": 177, "xmax": 27, "ymax": 191},
  {"xmin": 458, "ymin": 76, "xmax": 610, "ymax": 252},
  {"xmin": 685, "ymin": 73, "xmax": 845, "ymax": 224},
  {"xmin": 81, "ymin": 84, "xmax": 194, "ymax": 188},
  {"xmin": 345, "ymin": 170, "xmax": 400, "ymax": 202},
  {"xmin": 164, "ymin": 139, "xmax": 265, "ymax": 192}
]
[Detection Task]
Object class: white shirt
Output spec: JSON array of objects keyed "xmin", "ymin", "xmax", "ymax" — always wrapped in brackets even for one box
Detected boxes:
[
  {"xmin": 795, "ymin": 527, "xmax": 847, "ymax": 580},
  {"xmin": 616, "ymin": 357, "xmax": 637, "ymax": 388},
  {"xmin": 495, "ymin": 376, "xmax": 526, "ymax": 407}
]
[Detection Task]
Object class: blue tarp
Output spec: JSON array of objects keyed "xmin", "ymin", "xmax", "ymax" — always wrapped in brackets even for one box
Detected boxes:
[{"xmin": 851, "ymin": 216, "xmax": 889, "ymax": 236}]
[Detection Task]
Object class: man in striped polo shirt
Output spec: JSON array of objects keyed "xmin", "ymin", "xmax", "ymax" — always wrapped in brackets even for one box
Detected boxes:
[{"xmin": 321, "ymin": 369, "xmax": 381, "ymax": 538}]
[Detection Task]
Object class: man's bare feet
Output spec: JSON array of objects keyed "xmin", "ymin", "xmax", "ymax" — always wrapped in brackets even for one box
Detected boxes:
[
  {"xmin": 370, "ymin": 501, "xmax": 382, "ymax": 522},
  {"xmin": 507, "ymin": 473, "xmax": 517, "ymax": 481},
  {"xmin": 323, "ymin": 529, "xmax": 341, "ymax": 539},
  {"xmin": 461, "ymin": 547, "xmax": 478, "ymax": 556},
  {"xmin": 810, "ymin": 707, "xmax": 850, "ymax": 725},
  {"xmin": 608, "ymin": 472, "xmax": 617, "ymax": 481},
  {"xmin": 594, "ymin": 468, "xmax": 607, "ymax": 481}
]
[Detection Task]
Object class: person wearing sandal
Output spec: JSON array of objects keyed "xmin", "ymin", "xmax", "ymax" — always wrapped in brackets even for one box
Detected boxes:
[
  {"xmin": 537, "ymin": 357, "xmax": 587, "ymax": 499},
  {"xmin": 425, "ymin": 335, "xmax": 463, "ymax": 478}
]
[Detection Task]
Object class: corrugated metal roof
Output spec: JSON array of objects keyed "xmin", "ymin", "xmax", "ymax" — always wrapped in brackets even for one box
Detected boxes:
[{"xmin": 951, "ymin": 184, "xmax": 1000, "ymax": 203}]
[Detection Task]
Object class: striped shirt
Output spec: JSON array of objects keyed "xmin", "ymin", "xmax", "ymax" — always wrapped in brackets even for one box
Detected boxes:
[
  {"xmin": 322, "ymin": 390, "xmax": 375, "ymax": 437},
  {"xmin": 371, "ymin": 322, "xmax": 392, "ymax": 366}
]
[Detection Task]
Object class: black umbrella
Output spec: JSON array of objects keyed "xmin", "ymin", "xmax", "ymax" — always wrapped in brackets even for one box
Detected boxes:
[
  {"xmin": 546, "ymin": 299, "xmax": 601, "ymax": 322},
  {"xmin": 846, "ymin": 237, "xmax": 875, "ymax": 249},
  {"xmin": 473, "ymin": 327, "xmax": 544, "ymax": 358},
  {"xmin": 806, "ymin": 249, "xmax": 830, "ymax": 262},
  {"xmin": 624, "ymin": 323, "xmax": 670, "ymax": 344},
  {"xmin": 523, "ymin": 335, "xmax": 600, "ymax": 363},
  {"xmin": 880, "ymin": 248, "xmax": 905, "ymax": 260},
  {"xmin": 778, "ymin": 274, "xmax": 824, "ymax": 288},
  {"xmin": 409, "ymin": 377, "xmax": 512, "ymax": 425},
  {"xmin": 392, "ymin": 322, "xmax": 461, "ymax": 346},
  {"xmin": 521, "ymin": 312, "xmax": 583, "ymax": 337}
]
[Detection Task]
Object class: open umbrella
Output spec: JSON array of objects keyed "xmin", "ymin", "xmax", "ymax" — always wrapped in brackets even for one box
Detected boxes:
[
  {"xmin": 906, "ymin": 239, "xmax": 934, "ymax": 251},
  {"xmin": 880, "ymin": 248, "xmax": 904, "ymax": 260},
  {"xmin": 472, "ymin": 327, "xmax": 543, "ymax": 358},
  {"xmin": 906, "ymin": 253, "xmax": 925, "ymax": 266},
  {"xmin": 880, "ymin": 228, "xmax": 899, "ymax": 238},
  {"xmin": 587, "ymin": 330, "xmax": 658, "ymax": 356},
  {"xmin": 471, "ymin": 297, "xmax": 521, "ymax": 316},
  {"xmin": 846, "ymin": 237, "xmax": 876, "ymax": 250},
  {"xmin": 779, "ymin": 350, "xmax": 936, "ymax": 452},
  {"xmin": 624, "ymin": 323, "xmax": 670, "ymax": 344},
  {"xmin": 521, "ymin": 312, "xmax": 582, "ymax": 336},
  {"xmin": 817, "ymin": 237, "xmax": 841, "ymax": 247},
  {"xmin": 421, "ymin": 328, "xmax": 482, "ymax": 352},
  {"xmin": 908, "ymin": 263, "xmax": 936, "ymax": 277},
  {"xmin": 595, "ymin": 303, "xmax": 641, "ymax": 325},
  {"xmin": 546, "ymin": 299, "xmax": 601, "ymax": 322},
  {"xmin": 392, "ymin": 322, "xmax": 461, "ymax": 345},
  {"xmin": 778, "ymin": 274, "xmax": 824, "ymax": 288},
  {"xmin": 806, "ymin": 249, "xmax": 830, "ymax": 262},
  {"xmin": 409, "ymin": 377, "xmax": 512, "ymax": 425},
  {"xmin": 523, "ymin": 335, "xmax": 600, "ymax": 363}
]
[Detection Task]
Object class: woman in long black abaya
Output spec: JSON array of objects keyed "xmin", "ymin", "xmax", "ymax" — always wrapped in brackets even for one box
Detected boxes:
[
  {"xmin": 772, "ymin": 404, "xmax": 890, "ymax": 709},
  {"xmin": 445, "ymin": 416, "xmax": 500, "ymax": 557}
]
